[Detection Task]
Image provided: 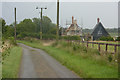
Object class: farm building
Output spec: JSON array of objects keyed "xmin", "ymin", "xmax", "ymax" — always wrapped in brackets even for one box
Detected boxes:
[
  {"xmin": 91, "ymin": 18, "xmax": 110, "ymax": 40},
  {"xmin": 66, "ymin": 16, "xmax": 82, "ymax": 36}
]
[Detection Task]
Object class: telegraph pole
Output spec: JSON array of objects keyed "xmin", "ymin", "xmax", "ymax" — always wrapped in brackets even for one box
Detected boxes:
[
  {"xmin": 40, "ymin": 8, "xmax": 43, "ymax": 40},
  {"xmin": 56, "ymin": 0, "xmax": 59, "ymax": 41},
  {"xmin": 14, "ymin": 7, "xmax": 16, "ymax": 42},
  {"xmin": 36, "ymin": 7, "xmax": 47, "ymax": 40}
]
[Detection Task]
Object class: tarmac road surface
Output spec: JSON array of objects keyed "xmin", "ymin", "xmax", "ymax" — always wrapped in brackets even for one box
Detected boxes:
[{"xmin": 18, "ymin": 43, "xmax": 79, "ymax": 78}]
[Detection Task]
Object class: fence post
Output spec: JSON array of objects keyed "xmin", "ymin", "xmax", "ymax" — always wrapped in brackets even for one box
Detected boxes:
[
  {"xmin": 92, "ymin": 42, "xmax": 94, "ymax": 48},
  {"xmin": 98, "ymin": 43, "xmax": 100, "ymax": 51},
  {"xmin": 105, "ymin": 44, "xmax": 108, "ymax": 52},
  {"xmin": 114, "ymin": 45, "xmax": 117, "ymax": 53},
  {"xmin": 87, "ymin": 42, "xmax": 88, "ymax": 47}
]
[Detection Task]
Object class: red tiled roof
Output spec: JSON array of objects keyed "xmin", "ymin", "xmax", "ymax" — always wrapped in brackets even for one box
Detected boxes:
[{"xmin": 66, "ymin": 23, "xmax": 79, "ymax": 32}]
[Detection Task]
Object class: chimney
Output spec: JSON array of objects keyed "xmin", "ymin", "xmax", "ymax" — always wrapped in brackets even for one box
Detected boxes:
[
  {"xmin": 97, "ymin": 18, "xmax": 100, "ymax": 23},
  {"xmin": 72, "ymin": 16, "xmax": 74, "ymax": 24}
]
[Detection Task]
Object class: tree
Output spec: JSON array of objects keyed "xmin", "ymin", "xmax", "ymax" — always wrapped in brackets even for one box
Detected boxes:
[
  {"xmin": 32, "ymin": 16, "xmax": 56, "ymax": 35},
  {"xmin": 42, "ymin": 16, "xmax": 52, "ymax": 23},
  {"xmin": 17, "ymin": 19, "xmax": 36, "ymax": 33},
  {"xmin": 16, "ymin": 19, "xmax": 36, "ymax": 38},
  {"xmin": 1, "ymin": 18, "xmax": 6, "ymax": 34},
  {"xmin": 1, "ymin": 16, "xmax": 57, "ymax": 39},
  {"xmin": 0, "ymin": 18, "xmax": 6, "ymax": 27},
  {"xmin": 0, "ymin": 18, "xmax": 14, "ymax": 39},
  {"xmin": 32, "ymin": 18, "xmax": 41, "ymax": 33},
  {"xmin": 2, "ymin": 25, "xmax": 14, "ymax": 38}
]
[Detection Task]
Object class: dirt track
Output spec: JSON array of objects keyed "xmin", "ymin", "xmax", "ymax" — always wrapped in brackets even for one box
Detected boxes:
[{"xmin": 18, "ymin": 43, "xmax": 79, "ymax": 78}]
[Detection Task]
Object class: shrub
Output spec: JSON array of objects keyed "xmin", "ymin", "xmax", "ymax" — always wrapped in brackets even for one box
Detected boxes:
[
  {"xmin": 83, "ymin": 47, "xmax": 87, "ymax": 53},
  {"xmin": 73, "ymin": 45, "xmax": 77, "ymax": 51},
  {"xmin": 2, "ymin": 46, "xmax": 11, "ymax": 62},
  {"xmin": 52, "ymin": 42, "xmax": 58, "ymax": 47},
  {"xmin": 42, "ymin": 34, "xmax": 56, "ymax": 40},
  {"xmin": 96, "ymin": 50, "xmax": 100, "ymax": 55},
  {"xmin": 2, "ymin": 41, "xmax": 5, "ymax": 45},
  {"xmin": 99, "ymin": 36, "xmax": 114, "ymax": 41},
  {"xmin": 8, "ymin": 37, "xmax": 16, "ymax": 45},
  {"xmin": 108, "ymin": 55, "xmax": 113, "ymax": 62},
  {"xmin": 61, "ymin": 41, "xmax": 69, "ymax": 47},
  {"xmin": 116, "ymin": 37, "xmax": 120, "ymax": 41},
  {"xmin": 60, "ymin": 36, "xmax": 81, "ymax": 40},
  {"xmin": 17, "ymin": 32, "xmax": 40, "ymax": 39}
]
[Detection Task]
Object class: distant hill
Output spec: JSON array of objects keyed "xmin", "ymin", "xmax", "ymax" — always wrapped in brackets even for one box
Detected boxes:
[{"xmin": 83, "ymin": 28, "xmax": 118, "ymax": 37}]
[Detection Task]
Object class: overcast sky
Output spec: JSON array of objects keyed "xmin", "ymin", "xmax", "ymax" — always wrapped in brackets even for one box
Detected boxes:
[{"xmin": 1, "ymin": 1, "xmax": 119, "ymax": 29}]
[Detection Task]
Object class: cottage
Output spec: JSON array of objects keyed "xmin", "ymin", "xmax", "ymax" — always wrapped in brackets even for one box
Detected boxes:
[
  {"xmin": 91, "ymin": 18, "xmax": 110, "ymax": 40},
  {"xmin": 66, "ymin": 16, "xmax": 82, "ymax": 36}
]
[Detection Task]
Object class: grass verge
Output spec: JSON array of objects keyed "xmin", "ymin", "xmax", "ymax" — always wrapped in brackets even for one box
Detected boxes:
[
  {"xmin": 18, "ymin": 40, "xmax": 118, "ymax": 78},
  {"xmin": 2, "ymin": 46, "xmax": 22, "ymax": 78}
]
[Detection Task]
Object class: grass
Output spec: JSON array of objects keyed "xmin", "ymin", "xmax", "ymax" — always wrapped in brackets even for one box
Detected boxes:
[
  {"xmin": 0, "ymin": 55, "xmax": 1, "ymax": 79},
  {"xmin": 18, "ymin": 40, "xmax": 118, "ymax": 78},
  {"xmin": 2, "ymin": 46, "xmax": 22, "ymax": 78}
]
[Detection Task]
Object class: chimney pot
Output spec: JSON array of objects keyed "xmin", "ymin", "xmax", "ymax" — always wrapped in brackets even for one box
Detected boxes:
[
  {"xmin": 97, "ymin": 18, "xmax": 100, "ymax": 23},
  {"xmin": 72, "ymin": 16, "xmax": 74, "ymax": 24}
]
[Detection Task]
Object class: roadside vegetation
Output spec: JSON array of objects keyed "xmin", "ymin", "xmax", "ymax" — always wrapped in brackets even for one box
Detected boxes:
[
  {"xmin": 1, "ymin": 19, "xmax": 22, "ymax": 78},
  {"xmin": 18, "ymin": 39, "xmax": 118, "ymax": 78},
  {"xmin": 2, "ymin": 37, "xmax": 22, "ymax": 78},
  {"xmin": 2, "ymin": 46, "xmax": 22, "ymax": 78}
]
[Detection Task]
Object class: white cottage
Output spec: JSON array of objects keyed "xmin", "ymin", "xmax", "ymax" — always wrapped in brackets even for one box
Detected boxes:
[{"xmin": 66, "ymin": 16, "xmax": 82, "ymax": 36}]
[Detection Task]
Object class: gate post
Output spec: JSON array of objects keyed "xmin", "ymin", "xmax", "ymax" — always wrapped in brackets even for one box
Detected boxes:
[
  {"xmin": 87, "ymin": 42, "xmax": 88, "ymax": 47},
  {"xmin": 98, "ymin": 43, "xmax": 100, "ymax": 51},
  {"xmin": 106, "ymin": 44, "xmax": 108, "ymax": 52}
]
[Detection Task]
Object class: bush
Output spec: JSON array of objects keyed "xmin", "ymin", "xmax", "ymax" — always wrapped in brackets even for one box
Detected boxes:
[
  {"xmin": 8, "ymin": 37, "xmax": 16, "ymax": 45},
  {"xmin": 42, "ymin": 34, "xmax": 56, "ymax": 40},
  {"xmin": 116, "ymin": 37, "xmax": 120, "ymax": 41},
  {"xmin": 99, "ymin": 36, "xmax": 114, "ymax": 41},
  {"xmin": 60, "ymin": 36, "xmax": 81, "ymax": 40},
  {"xmin": 17, "ymin": 33, "xmax": 40, "ymax": 39},
  {"xmin": 108, "ymin": 55, "xmax": 113, "ymax": 62},
  {"xmin": 52, "ymin": 42, "xmax": 58, "ymax": 47},
  {"xmin": 83, "ymin": 46, "xmax": 87, "ymax": 53},
  {"xmin": 2, "ymin": 48, "xmax": 10, "ymax": 61},
  {"xmin": 73, "ymin": 45, "xmax": 77, "ymax": 51}
]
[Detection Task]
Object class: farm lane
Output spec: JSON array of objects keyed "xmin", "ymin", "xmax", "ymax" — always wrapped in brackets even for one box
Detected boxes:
[{"xmin": 18, "ymin": 43, "xmax": 79, "ymax": 78}]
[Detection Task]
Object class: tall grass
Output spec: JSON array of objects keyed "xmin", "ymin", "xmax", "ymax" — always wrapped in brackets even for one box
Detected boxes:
[{"xmin": 2, "ymin": 47, "xmax": 22, "ymax": 78}]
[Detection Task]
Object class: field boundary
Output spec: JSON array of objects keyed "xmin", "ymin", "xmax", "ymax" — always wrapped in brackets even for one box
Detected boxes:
[{"xmin": 66, "ymin": 40, "xmax": 120, "ymax": 53}]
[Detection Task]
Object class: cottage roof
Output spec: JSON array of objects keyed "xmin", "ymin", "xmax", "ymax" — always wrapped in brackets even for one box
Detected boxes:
[
  {"xmin": 91, "ymin": 22, "xmax": 109, "ymax": 36},
  {"xmin": 66, "ymin": 23, "xmax": 79, "ymax": 32}
]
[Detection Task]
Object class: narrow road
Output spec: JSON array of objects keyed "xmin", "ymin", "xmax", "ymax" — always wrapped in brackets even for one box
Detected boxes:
[{"xmin": 18, "ymin": 43, "xmax": 79, "ymax": 78}]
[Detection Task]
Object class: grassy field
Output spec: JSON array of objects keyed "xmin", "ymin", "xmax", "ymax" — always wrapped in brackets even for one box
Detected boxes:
[
  {"xmin": 2, "ymin": 46, "xmax": 22, "ymax": 78},
  {"xmin": 18, "ymin": 40, "xmax": 118, "ymax": 78}
]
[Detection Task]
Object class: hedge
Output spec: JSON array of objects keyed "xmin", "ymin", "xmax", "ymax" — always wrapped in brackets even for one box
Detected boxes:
[
  {"xmin": 60, "ymin": 36, "xmax": 81, "ymax": 40},
  {"xmin": 99, "ymin": 36, "xmax": 114, "ymax": 41}
]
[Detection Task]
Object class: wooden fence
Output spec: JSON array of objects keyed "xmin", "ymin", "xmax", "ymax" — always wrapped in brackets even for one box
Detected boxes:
[{"xmin": 68, "ymin": 40, "xmax": 120, "ymax": 53}]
